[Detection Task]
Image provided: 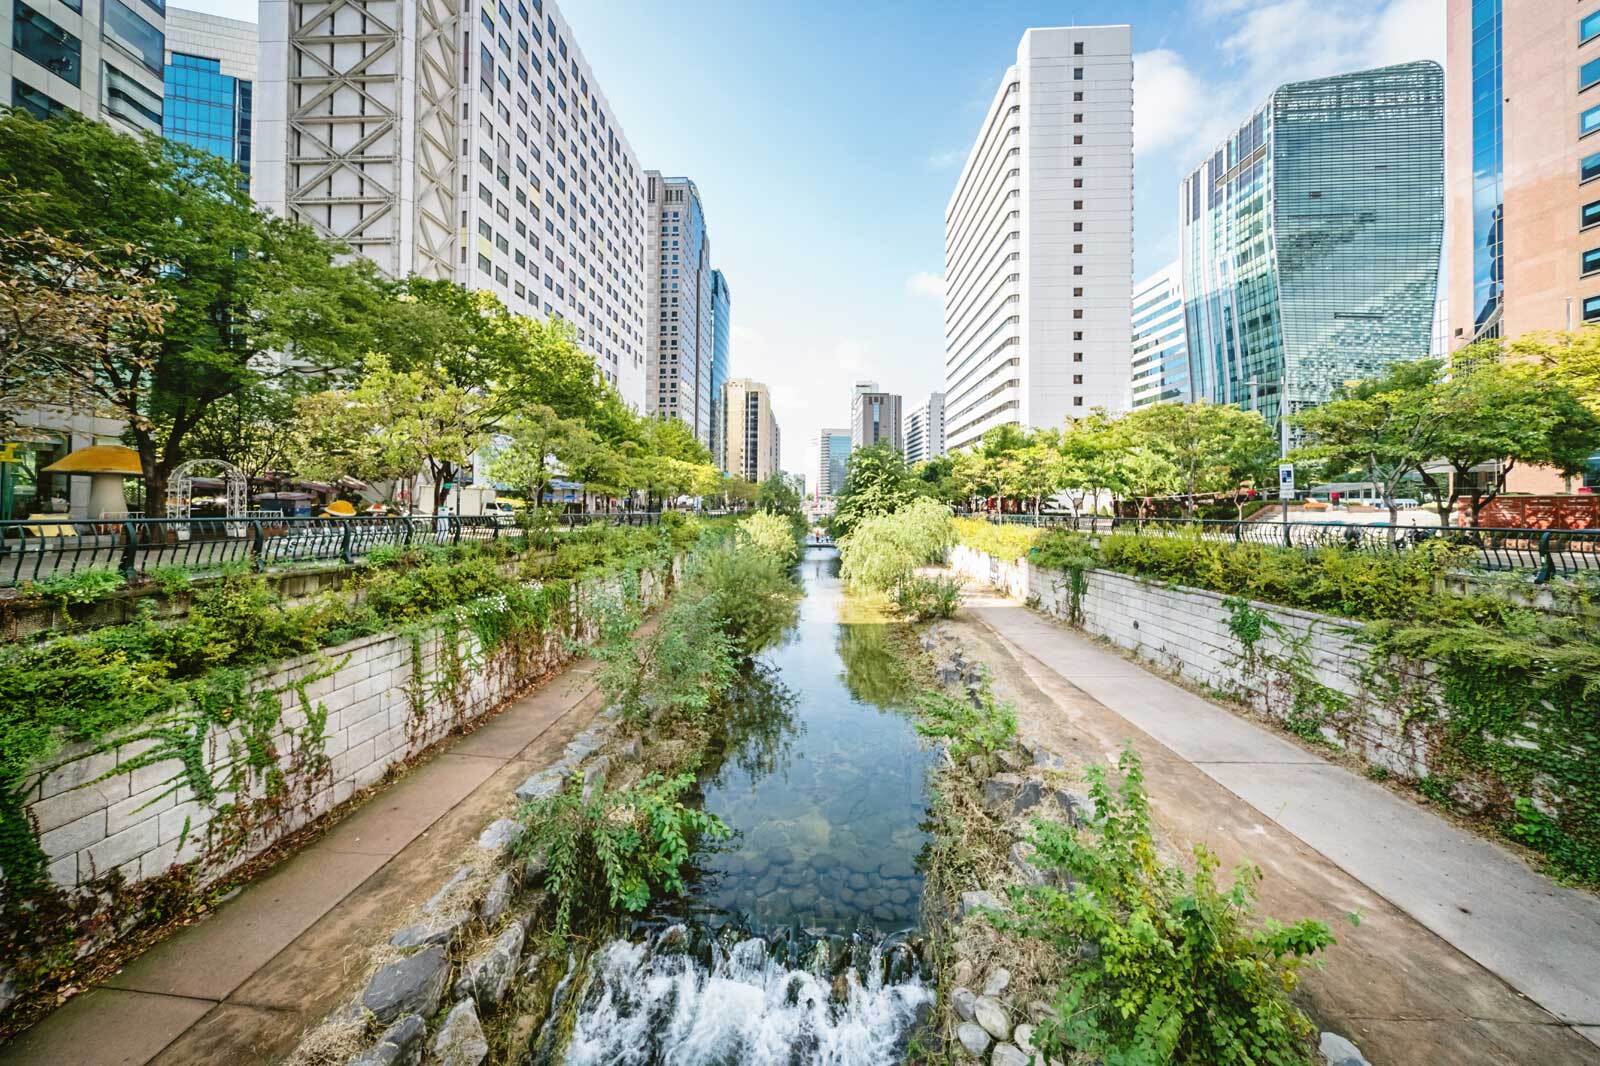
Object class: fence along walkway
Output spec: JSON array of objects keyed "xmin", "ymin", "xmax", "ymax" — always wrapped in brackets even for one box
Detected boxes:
[
  {"xmin": 0, "ymin": 511, "xmax": 670, "ymax": 588},
  {"xmin": 977, "ymin": 513, "xmax": 1600, "ymax": 581}
]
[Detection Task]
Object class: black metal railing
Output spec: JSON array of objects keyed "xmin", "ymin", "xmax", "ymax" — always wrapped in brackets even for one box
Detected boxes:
[
  {"xmin": 0, "ymin": 514, "xmax": 515, "ymax": 589},
  {"xmin": 975, "ymin": 512, "xmax": 1600, "ymax": 581}
]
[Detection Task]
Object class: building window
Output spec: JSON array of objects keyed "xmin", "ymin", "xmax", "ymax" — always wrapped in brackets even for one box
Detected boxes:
[
  {"xmin": 1073, "ymin": 67, "xmax": 1084, "ymax": 80},
  {"xmin": 1072, "ymin": 374, "xmax": 1083, "ymax": 384},
  {"xmin": 1583, "ymin": 57, "xmax": 1600, "ymax": 93},
  {"xmin": 12, "ymin": 1, "xmax": 80, "ymax": 87},
  {"xmin": 1586, "ymin": 295, "xmax": 1600, "ymax": 323},
  {"xmin": 1073, "ymin": 396, "xmax": 1084, "ymax": 406},
  {"xmin": 1583, "ymin": 103, "xmax": 1600, "ymax": 138},
  {"xmin": 1584, "ymin": 152, "xmax": 1600, "ymax": 184},
  {"xmin": 1072, "ymin": 309, "xmax": 1083, "ymax": 319},
  {"xmin": 1585, "ymin": 249, "xmax": 1600, "ymax": 277},
  {"xmin": 1073, "ymin": 41, "xmax": 1084, "ymax": 55},
  {"xmin": 1072, "ymin": 265, "xmax": 1083, "ymax": 275},
  {"xmin": 1073, "ymin": 91, "xmax": 1083, "ymax": 102},
  {"xmin": 1073, "ymin": 200, "xmax": 1083, "ymax": 209},
  {"xmin": 11, "ymin": 76, "xmax": 63, "ymax": 118},
  {"xmin": 1072, "ymin": 287, "xmax": 1084, "ymax": 296},
  {"xmin": 1073, "ymin": 113, "xmax": 1083, "ymax": 123},
  {"xmin": 103, "ymin": 61, "xmax": 160, "ymax": 132},
  {"xmin": 1073, "ymin": 134, "xmax": 1083, "ymax": 145},
  {"xmin": 1072, "ymin": 331, "xmax": 1083, "ymax": 341},
  {"xmin": 1072, "ymin": 156, "xmax": 1083, "ymax": 166},
  {"xmin": 1073, "ymin": 178, "xmax": 1084, "ymax": 188},
  {"xmin": 1586, "ymin": 201, "xmax": 1600, "ymax": 230},
  {"xmin": 103, "ymin": 0, "xmax": 163, "ymax": 77},
  {"xmin": 1072, "ymin": 222, "xmax": 1084, "ymax": 232},
  {"xmin": 1585, "ymin": 9, "xmax": 1600, "ymax": 45}
]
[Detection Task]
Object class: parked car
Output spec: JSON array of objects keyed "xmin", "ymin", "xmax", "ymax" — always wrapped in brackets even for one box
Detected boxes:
[
  {"xmin": 483, "ymin": 500, "xmax": 519, "ymax": 526},
  {"xmin": 1387, "ymin": 498, "xmax": 1420, "ymax": 510}
]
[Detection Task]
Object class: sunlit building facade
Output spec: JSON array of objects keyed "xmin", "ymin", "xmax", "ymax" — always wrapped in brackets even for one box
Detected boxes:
[
  {"xmin": 1180, "ymin": 62, "xmax": 1444, "ymax": 432},
  {"xmin": 1129, "ymin": 262, "xmax": 1188, "ymax": 408},
  {"xmin": 709, "ymin": 268, "xmax": 731, "ymax": 469},
  {"xmin": 162, "ymin": 9, "xmax": 254, "ymax": 180},
  {"xmin": 904, "ymin": 392, "xmax": 946, "ymax": 464}
]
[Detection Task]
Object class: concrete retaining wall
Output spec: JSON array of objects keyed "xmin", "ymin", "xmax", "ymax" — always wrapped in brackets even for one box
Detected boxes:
[
  {"xmin": 22, "ymin": 563, "xmax": 671, "ymax": 893},
  {"xmin": 948, "ymin": 544, "xmax": 1437, "ymax": 779}
]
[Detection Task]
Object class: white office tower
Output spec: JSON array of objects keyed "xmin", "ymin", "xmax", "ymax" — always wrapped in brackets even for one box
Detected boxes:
[
  {"xmin": 256, "ymin": 0, "xmax": 648, "ymax": 407},
  {"xmin": 3, "ymin": 0, "xmax": 165, "ymax": 134},
  {"xmin": 1129, "ymin": 262, "xmax": 1189, "ymax": 408},
  {"xmin": 943, "ymin": 26, "xmax": 1133, "ymax": 451},
  {"xmin": 904, "ymin": 392, "xmax": 945, "ymax": 464}
]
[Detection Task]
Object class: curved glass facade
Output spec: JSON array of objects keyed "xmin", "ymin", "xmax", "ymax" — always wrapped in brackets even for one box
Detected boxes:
[
  {"xmin": 1181, "ymin": 62, "xmax": 1444, "ymax": 427},
  {"xmin": 1470, "ymin": 0, "xmax": 1503, "ymax": 336}
]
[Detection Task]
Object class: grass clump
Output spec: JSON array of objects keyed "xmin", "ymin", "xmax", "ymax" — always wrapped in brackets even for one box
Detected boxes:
[
  {"xmin": 737, "ymin": 510, "xmax": 803, "ymax": 567},
  {"xmin": 1000, "ymin": 746, "xmax": 1333, "ymax": 1066},
  {"xmin": 892, "ymin": 574, "xmax": 963, "ymax": 621},
  {"xmin": 914, "ymin": 688, "xmax": 1017, "ymax": 768},
  {"xmin": 515, "ymin": 772, "xmax": 729, "ymax": 941}
]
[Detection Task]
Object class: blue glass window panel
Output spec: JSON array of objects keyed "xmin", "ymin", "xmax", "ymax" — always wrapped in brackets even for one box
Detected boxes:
[
  {"xmin": 1586, "ymin": 296, "xmax": 1600, "ymax": 323},
  {"xmin": 1585, "ymin": 249, "xmax": 1600, "ymax": 276},
  {"xmin": 1585, "ymin": 201, "xmax": 1600, "ymax": 229},
  {"xmin": 11, "ymin": 76, "xmax": 64, "ymax": 118},
  {"xmin": 1583, "ymin": 57, "xmax": 1600, "ymax": 92},
  {"xmin": 1584, "ymin": 10, "xmax": 1600, "ymax": 45},
  {"xmin": 1586, "ymin": 106, "xmax": 1600, "ymax": 138}
]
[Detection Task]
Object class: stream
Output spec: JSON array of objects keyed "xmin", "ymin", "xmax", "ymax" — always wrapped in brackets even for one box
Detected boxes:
[{"xmin": 556, "ymin": 546, "xmax": 938, "ymax": 1065}]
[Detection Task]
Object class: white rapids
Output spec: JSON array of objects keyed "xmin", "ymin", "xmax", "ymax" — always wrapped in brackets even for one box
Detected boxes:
[{"xmin": 564, "ymin": 931, "xmax": 933, "ymax": 1066}]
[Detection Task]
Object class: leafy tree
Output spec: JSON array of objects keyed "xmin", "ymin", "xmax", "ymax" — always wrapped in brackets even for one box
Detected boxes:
[
  {"xmin": 1510, "ymin": 327, "xmax": 1600, "ymax": 417},
  {"xmin": 487, "ymin": 404, "xmax": 596, "ymax": 506},
  {"xmin": 295, "ymin": 355, "xmax": 493, "ymax": 510},
  {"xmin": 0, "ymin": 221, "xmax": 168, "ymax": 433},
  {"xmin": 1292, "ymin": 360, "xmax": 1444, "ymax": 531},
  {"xmin": 912, "ymin": 454, "xmax": 959, "ymax": 504},
  {"xmin": 721, "ymin": 475, "xmax": 759, "ymax": 509},
  {"xmin": 1119, "ymin": 401, "xmax": 1278, "ymax": 517},
  {"xmin": 0, "ymin": 112, "xmax": 387, "ymax": 512},
  {"xmin": 1427, "ymin": 344, "xmax": 1600, "ymax": 519},
  {"xmin": 755, "ymin": 472, "xmax": 803, "ymax": 518},
  {"xmin": 182, "ymin": 382, "xmax": 302, "ymax": 483},
  {"xmin": 831, "ymin": 441, "xmax": 920, "ymax": 537}
]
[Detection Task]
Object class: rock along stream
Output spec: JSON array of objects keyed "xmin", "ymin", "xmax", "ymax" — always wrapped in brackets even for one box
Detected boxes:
[{"xmin": 557, "ymin": 546, "xmax": 937, "ymax": 1065}]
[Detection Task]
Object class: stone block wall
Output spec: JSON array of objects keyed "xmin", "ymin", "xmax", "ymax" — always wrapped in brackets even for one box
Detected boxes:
[
  {"xmin": 21, "ymin": 563, "xmax": 670, "ymax": 895},
  {"xmin": 948, "ymin": 545, "xmax": 1437, "ymax": 779}
]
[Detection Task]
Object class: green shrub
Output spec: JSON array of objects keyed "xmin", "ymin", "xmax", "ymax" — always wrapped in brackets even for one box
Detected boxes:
[
  {"xmin": 515, "ymin": 772, "xmax": 729, "ymax": 940},
  {"xmin": 951, "ymin": 517, "xmax": 1041, "ymax": 562},
  {"xmin": 737, "ymin": 510, "xmax": 802, "ymax": 567},
  {"xmin": 681, "ymin": 539, "xmax": 801, "ymax": 656},
  {"xmin": 1003, "ymin": 747, "xmax": 1333, "ymax": 1066},
  {"xmin": 593, "ymin": 595, "xmax": 738, "ymax": 726},
  {"xmin": 892, "ymin": 575, "xmax": 962, "ymax": 621},
  {"xmin": 25, "ymin": 568, "xmax": 126, "ymax": 608},
  {"xmin": 914, "ymin": 688, "xmax": 1017, "ymax": 766},
  {"xmin": 838, "ymin": 498, "xmax": 952, "ymax": 593}
]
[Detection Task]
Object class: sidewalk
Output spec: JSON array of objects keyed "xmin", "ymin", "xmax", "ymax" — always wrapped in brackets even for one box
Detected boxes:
[
  {"xmin": 961, "ymin": 591, "xmax": 1600, "ymax": 1064},
  {"xmin": 0, "ymin": 660, "xmax": 605, "ymax": 1066}
]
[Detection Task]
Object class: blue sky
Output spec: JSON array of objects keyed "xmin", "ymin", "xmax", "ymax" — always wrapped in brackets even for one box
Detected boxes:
[{"xmin": 189, "ymin": 0, "xmax": 1443, "ymax": 476}]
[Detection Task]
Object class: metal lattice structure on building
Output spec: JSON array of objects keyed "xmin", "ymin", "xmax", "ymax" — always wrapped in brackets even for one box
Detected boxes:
[{"xmin": 278, "ymin": 0, "xmax": 456, "ymax": 279}]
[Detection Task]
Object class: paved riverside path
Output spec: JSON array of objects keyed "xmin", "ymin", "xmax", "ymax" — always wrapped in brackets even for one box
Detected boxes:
[
  {"xmin": 0, "ymin": 659, "xmax": 607, "ymax": 1066},
  {"xmin": 961, "ymin": 589, "xmax": 1600, "ymax": 1064}
]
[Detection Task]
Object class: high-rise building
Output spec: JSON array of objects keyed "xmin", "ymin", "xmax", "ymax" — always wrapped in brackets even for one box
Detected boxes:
[
  {"xmin": 814, "ymin": 428, "xmax": 851, "ymax": 498},
  {"xmin": 850, "ymin": 388, "xmax": 903, "ymax": 451},
  {"xmin": 645, "ymin": 174, "xmax": 714, "ymax": 443},
  {"xmin": 708, "ymin": 269, "xmax": 732, "ymax": 468},
  {"xmin": 943, "ymin": 26, "xmax": 1133, "ymax": 452},
  {"xmin": 163, "ymin": 9, "xmax": 254, "ymax": 181},
  {"xmin": 3, "ymin": 0, "xmax": 165, "ymax": 135},
  {"xmin": 1180, "ymin": 62, "xmax": 1444, "ymax": 433},
  {"xmin": 904, "ymin": 392, "xmax": 946, "ymax": 464},
  {"xmin": 1447, "ymin": 1, "xmax": 1600, "ymax": 341},
  {"xmin": 1129, "ymin": 263, "xmax": 1189, "ymax": 408},
  {"xmin": 256, "ymin": 0, "xmax": 648, "ymax": 406},
  {"xmin": 723, "ymin": 378, "xmax": 779, "ymax": 484}
]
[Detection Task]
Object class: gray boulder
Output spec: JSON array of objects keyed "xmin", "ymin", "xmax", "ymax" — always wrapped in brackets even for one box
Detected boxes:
[
  {"xmin": 960, "ymin": 890, "xmax": 1004, "ymax": 917},
  {"xmin": 514, "ymin": 768, "xmax": 566, "ymax": 804},
  {"xmin": 479, "ymin": 869, "xmax": 517, "ymax": 924},
  {"xmin": 423, "ymin": 866, "xmax": 476, "ymax": 914},
  {"xmin": 432, "ymin": 1000, "xmax": 489, "ymax": 1066},
  {"xmin": 991, "ymin": 1044, "xmax": 1029, "ymax": 1066},
  {"xmin": 361, "ymin": 945, "xmax": 449, "ymax": 1025},
  {"xmin": 455, "ymin": 923, "xmax": 525, "ymax": 1010},
  {"xmin": 994, "ymin": 749, "xmax": 1025, "ymax": 773},
  {"xmin": 1012, "ymin": 777, "xmax": 1044, "ymax": 814},
  {"xmin": 973, "ymin": 995, "xmax": 1011, "ymax": 1041},
  {"xmin": 982, "ymin": 967, "xmax": 1011, "ymax": 997},
  {"xmin": 1050, "ymin": 788, "xmax": 1096, "ymax": 825},
  {"xmin": 951, "ymin": 986, "xmax": 978, "ymax": 1021},
  {"xmin": 956, "ymin": 1022, "xmax": 993, "ymax": 1058},
  {"xmin": 475, "ymin": 818, "xmax": 523, "ymax": 855},
  {"xmin": 1320, "ymin": 1032, "xmax": 1372, "ymax": 1066},
  {"xmin": 1009, "ymin": 841, "xmax": 1049, "ymax": 886},
  {"xmin": 348, "ymin": 1013, "xmax": 425, "ymax": 1066},
  {"xmin": 581, "ymin": 755, "xmax": 610, "ymax": 800},
  {"xmin": 982, "ymin": 774, "xmax": 1025, "ymax": 811},
  {"xmin": 389, "ymin": 911, "xmax": 471, "ymax": 949},
  {"xmin": 1012, "ymin": 1023, "xmax": 1037, "ymax": 1055}
]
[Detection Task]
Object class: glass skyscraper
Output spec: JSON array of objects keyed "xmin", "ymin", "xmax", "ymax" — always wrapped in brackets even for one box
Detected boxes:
[
  {"xmin": 709, "ymin": 269, "xmax": 731, "ymax": 471},
  {"xmin": 163, "ymin": 52, "xmax": 251, "ymax": 174},
  {"xmin": 1468, "ymin": 0, "xmax": 1503, "ymax": 337},
  {"xmin": 1180, "ymin": 61, "xmax": 1444, "ymax": 430},
  {"xmin": 1130, "ymin": 262, "xmax": 1189, "ymax": 408}
]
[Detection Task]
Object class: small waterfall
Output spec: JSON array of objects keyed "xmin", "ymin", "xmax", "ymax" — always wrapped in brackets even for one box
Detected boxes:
[{"xmin": 561, "ymin": 924, "xmax": 933, "ymax": 1066}]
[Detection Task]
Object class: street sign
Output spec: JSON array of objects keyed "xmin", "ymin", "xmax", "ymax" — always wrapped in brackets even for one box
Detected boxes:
[{"xmin": 1278, "ymin": 463, "xmax": 1295, "ymax": 499}]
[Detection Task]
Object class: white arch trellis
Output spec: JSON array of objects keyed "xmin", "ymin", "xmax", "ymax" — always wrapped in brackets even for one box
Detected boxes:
[{"xmin": 166, "ymin": 459, "xmax": 249, "ymax": 535}]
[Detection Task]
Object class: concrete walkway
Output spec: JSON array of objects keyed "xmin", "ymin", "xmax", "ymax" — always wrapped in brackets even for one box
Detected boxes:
[
  {"xmin": 0, "ymin": 659, "xmax": 606, "ymax": 1066},
  {"xmin": 962, "ymin": 591, "xmax": 1600, "ymax": 1064}
]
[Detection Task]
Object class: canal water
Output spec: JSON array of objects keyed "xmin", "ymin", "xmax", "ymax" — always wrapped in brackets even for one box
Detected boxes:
[{"xmin": 561, "ymin": 547, "xmax": 938, "ymax": 1065}]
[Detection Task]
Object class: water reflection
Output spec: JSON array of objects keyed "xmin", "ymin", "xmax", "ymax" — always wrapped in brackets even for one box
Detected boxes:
[{"xmin": 687, "ymin": 548, "xmax": 934, "ymax": 934}]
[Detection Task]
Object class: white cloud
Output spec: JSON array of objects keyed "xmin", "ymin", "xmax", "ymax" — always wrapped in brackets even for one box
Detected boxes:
[
  {"xmin": 1132, "ymin": 49, "xmax": 1213, "ymax": 158},
  {"xmin": 927, "ymin": 148, "xmax": 966, "ymax": 170},
  {"xmin": 905, "ymin": 271, "xmax": 945, "ymax": 299}
]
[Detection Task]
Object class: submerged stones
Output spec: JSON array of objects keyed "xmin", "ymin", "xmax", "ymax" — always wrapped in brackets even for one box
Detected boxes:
[{"xmin": 362, "ymin": 945, "xmax": 449, "ymax": 1025}]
